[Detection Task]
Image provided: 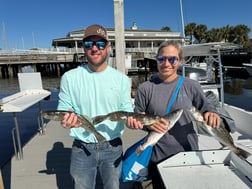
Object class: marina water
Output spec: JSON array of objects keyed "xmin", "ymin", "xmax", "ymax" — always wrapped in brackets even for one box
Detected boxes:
[{"xmin": 0, "ymin": 73, "xmax": 252, "ymax": 168}]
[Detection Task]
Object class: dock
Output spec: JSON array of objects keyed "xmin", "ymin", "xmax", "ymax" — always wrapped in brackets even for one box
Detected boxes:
[{"xmin": 1, "ymin": 117, "xmax": 146, "ymax": 189}]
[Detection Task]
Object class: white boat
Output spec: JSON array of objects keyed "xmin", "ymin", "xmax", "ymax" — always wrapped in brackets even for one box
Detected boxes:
[
  {"xmin": 158, "ymin": 42, "xmax": 252, "ymax": 189},
  {"xmin": 243, "ymin": 63, "xmax": 252, "ymax": 76}
]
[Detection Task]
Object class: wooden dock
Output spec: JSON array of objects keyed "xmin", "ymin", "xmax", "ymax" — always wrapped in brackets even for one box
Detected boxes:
[{"xmin": 1, "ymin": 119, "xmax": 146, "ymax": 189}]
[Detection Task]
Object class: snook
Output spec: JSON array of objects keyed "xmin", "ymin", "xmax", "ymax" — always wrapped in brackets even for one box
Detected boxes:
[
  {"xmin": 136, "ymin": 109, "xmax": 183, "ymax": 156},
  {"xmin": 41, "ymin": 110, "xmax": 106, "ymax": 143},
  {"xmin": 189, "ymin": 106, "xmax": 251, "ymax": 159}
]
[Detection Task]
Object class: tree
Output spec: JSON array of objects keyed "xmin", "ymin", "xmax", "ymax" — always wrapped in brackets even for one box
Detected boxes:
[
  {"xmin": 232, "ymin": 24, "xmax": 250, "ymax": 46},
  {"xmin": 206, "ymin": 28, "xmax": 223, "ymax": 42},
  {"xmin": 221, "ymin": 25, "xmax": 232, "ymax": 42},
  {"xmin": 194, "ymin": 24, "xmax": 208, "ymax": 43},
  {"xmin": 161, "ymin": 26, "xmax": 171, "ymax": 31},
  {"xmin": 185, "ymin": 23, "xmax": 197, "ymax": 44}
]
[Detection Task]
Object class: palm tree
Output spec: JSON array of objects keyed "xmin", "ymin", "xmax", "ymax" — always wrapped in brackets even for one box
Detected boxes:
[
  {"xmin": 161, "ymin": 26, "xmax": 171, "ymax": 32},
  {"xmin": 233, "ymin": 24, "xmax": 250, "ymax": 46},
  {"xmin": 194, "ymin": 24, "xmax": 208, "ymax": 43},
  {"xmin": 221, "ymin": 25, "xmax": 232, "ymax": 42},
  {"xmin": 206, "ymin": 28, "xmax": 223, "ymax": 42},
  {"xmin": 185, "ymin": 23, "xmax": 197, "ymax": 44}
]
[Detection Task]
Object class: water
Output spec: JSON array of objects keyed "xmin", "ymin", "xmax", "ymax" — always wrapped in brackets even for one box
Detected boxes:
[{"xmin": 0, "ymin": 74, "xmax": 252, "ymax": 167}]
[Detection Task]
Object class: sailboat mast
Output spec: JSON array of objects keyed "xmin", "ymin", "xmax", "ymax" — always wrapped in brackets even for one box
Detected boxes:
[
  {"xmin": 179, "ymin": 0, "xmax": 185, "ymax": 38},
  {"xmin": 2, "ymin": 22, "xmax": 10, "ymax": 49}
]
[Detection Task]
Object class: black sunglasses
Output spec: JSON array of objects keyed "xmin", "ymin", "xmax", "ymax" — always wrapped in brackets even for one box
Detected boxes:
[
  {"xmin": 156, "ymin": 56, "xmax": 179, "ymax": 65},
  {"xmin": 83, "ymin": 40, "xmax": 107, "ymax": 50}
]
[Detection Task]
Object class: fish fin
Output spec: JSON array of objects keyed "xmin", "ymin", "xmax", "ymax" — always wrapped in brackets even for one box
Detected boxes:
[
  {"xmin": 95, "ymin": 133, "xmax": 106, "ymax": 143},
  {"xmin": 135, "ymin": 145, "xmax": 144, "ymax": 156},
  {"xmin": 236, "ymin": 147, "xmax": 251, "ymax": 159},
  {"xmin": 192, "ymin": 120, "xmax": 212, "ymax": 137},
  {"xmin": 80, "ymin": 115, "xmax": 93, "ymax": 123},
  {"xmin": 92, "ymin": 115, "xmax": 108, "ymax": 125}
]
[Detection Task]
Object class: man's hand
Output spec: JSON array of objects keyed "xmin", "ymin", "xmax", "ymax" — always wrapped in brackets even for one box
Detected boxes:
[{"xmin": 61, "ymin": 110, "xmax": 82, "ymax": 128}]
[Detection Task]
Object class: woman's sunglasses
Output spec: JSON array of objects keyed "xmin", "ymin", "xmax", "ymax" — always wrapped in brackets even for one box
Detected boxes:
[{"xmin": 156, "ymin": 56, "xmax": 179, "ymax": 65}]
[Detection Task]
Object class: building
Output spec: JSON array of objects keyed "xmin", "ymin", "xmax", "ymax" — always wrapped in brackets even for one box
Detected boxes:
[{"xmin": 52, "ymin": 23, "xmax": 183, "ymax": 68}]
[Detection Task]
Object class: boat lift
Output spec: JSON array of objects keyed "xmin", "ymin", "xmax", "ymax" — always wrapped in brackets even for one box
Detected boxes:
[{"xmin": 0, "ymin": 72, "xmax": 51, "ymax": 160}]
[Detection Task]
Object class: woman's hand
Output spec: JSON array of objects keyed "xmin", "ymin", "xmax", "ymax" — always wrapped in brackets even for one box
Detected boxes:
[
  {"xmin": 126, "ymin": 116, "xmax": 144, "ymax": 129},
  {"xmin": 204, "ymin": 112, "xmax": 220, "ymax": 128},
  {"xmin": 147, "ymin": 118, "xmax": 169, "ymax": 133}
]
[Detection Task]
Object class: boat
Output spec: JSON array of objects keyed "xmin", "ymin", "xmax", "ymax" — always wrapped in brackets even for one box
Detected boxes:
[
  {"xmin": 243, "ymin": 63, "xmax": 252, "ymax": 76},
  {"xmin": 158, "ymin": 42, "xmax": 252, "ymax": 188}
]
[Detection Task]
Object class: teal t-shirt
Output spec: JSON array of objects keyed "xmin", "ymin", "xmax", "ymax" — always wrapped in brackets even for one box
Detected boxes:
[{"xmin": 57, "ymin": 64, "xmax": 133, "ymax": 142}]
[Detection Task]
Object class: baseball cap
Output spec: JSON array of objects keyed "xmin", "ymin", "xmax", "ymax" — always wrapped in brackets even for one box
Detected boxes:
[{"xmin": 83, "ymin": 24, "xmax": 108, "ymax": 41}]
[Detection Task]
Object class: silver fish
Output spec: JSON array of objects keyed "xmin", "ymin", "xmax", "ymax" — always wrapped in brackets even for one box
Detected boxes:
[
  {"xmin": 93, "ymin": 109, "xmax": 182, "ymax": 126},
  {"xmin": 135, "ymin": 109, "xmax": 183, "ymax": 156},
  {"xmin": 189, "ymin": 106, "xmax": 251, "ymax": 159},
  {"xmin": 41, "ymin": 110, "xmax": 106, "ymax": 143}
]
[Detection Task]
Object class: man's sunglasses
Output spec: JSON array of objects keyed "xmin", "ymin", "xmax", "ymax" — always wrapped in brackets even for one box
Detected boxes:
[
  {"xmin": 156, "ymin": 56, "xmax": 179, "ymax": 65},
  {"xmin": 83, "ymin": 40, "xmax": 107, "ymax": 50}
]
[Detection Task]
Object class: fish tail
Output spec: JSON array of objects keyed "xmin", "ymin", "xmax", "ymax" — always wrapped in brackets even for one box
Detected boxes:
[
  {"xmin": 92, "ymin": 115, "xmax": 109, "ymax": 125},
  {"xmin": 235, "ymin": 147, "xmax": 251, "ymax": 159}
]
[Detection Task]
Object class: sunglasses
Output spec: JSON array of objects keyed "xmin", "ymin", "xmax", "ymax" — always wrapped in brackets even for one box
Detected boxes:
[
  {"xmin": 156, "ymin": 56, "xmax": 179, "ymax": 65},
  {"xmin": 83, "ymin": 40, "xmax": 107, "ymax": 50}
]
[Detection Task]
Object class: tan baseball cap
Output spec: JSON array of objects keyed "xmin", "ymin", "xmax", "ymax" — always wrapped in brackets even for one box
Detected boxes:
[{"xmin": 83, "ymin": 24, "xmax": 108, "ymax": 41}]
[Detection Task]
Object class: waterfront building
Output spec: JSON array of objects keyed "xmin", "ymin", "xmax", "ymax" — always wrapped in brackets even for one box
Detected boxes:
[
  {"xmin": 0, "ymin": 23, "xmax": 183, "ymax": 78},
  {"xmin": 52, "ymin": 23, "xmax": 183, "ymax": 68},
  {"xmin": 52, "ymin": 23, "xmax": 182, "ymax": 53}
]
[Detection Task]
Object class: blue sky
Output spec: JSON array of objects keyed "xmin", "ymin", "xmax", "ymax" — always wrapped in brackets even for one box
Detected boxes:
[{"xmin": 1, "ymin": 0, "xmax": 251, "ymax": 49}]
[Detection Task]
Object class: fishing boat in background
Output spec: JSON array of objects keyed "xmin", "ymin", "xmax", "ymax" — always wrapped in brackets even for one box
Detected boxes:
[{"xmin": 158, "ymin": 42, "xmax": 252, "ymax": 189}]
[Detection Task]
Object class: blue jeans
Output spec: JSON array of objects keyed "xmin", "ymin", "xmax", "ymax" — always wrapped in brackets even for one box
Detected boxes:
[{"xmin": 70, "ymin": 138, "xmax": 123, "ymax": 189}]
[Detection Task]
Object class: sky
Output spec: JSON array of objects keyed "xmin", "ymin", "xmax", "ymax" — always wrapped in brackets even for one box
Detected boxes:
[{"xmin": 0, "ymin": 0, "xmax": 251, "ymax": 49}]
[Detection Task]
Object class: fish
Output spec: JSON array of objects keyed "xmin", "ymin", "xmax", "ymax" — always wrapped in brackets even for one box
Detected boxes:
[
  {"xmin": 135, "ymin": 109, "xmax": 183, "ymax": 156},
  {"xmin": 189, "ymin": 106, "xmax": 251, "ymax": 159},
  {"xmin": 41, "ymin": 110, "xmax": 106, "ymax": 143},
  {"xmin": 92, "ymin": 109, "xmax": 183, "ymax": 126}
]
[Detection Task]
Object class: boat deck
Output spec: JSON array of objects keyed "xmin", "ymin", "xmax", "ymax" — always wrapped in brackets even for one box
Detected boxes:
[
  {"xmin": 1, "ymin": 105, "xmax": 252, "ymax": 189},
  {"xmin": 1, "ymin": 119, "xmax": 146, "ymax": 189}
]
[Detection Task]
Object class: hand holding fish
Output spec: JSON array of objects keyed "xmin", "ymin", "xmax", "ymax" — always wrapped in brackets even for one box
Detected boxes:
[
  {"xmin": 126, "ymin": 112, "xmax": 171, "ymax": 133},
  {"xmin": 61, "ymin": 110, "xmax": 83, "ymax": 128},
  {"xmin": 41, "ymin": 110, "xmax": 106, "ymax": 143},
  {"xmin": 126, "ymin": 116, "xmax": 144, "ymax": 129},
  {"xmin": 203, "ymin": 112, "xmax": 220, "ymax": 128},
  {"xmin": 147, "ymin": 118, "xmax": 169, "ymax": 133}
]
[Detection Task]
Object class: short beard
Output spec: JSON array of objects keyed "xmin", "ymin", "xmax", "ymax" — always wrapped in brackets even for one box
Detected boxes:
[{"xmin": 88, "ymin": 53, "xmax": 108, "ymax": 65}]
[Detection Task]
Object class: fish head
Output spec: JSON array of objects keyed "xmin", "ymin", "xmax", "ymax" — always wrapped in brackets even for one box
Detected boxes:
[{"xmin": 41, "ymin": 110, "xmax": 66, "ymax": 121}]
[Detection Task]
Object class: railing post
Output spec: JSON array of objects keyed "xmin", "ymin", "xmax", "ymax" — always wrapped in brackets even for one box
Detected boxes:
[{"xmin": 13, "ymin": 112, "xmax": 23, "ymax": 160}]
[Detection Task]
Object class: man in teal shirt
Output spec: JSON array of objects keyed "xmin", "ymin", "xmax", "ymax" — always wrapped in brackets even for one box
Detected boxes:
[{"xmin": 58, "ymin": 24, "xmax": 133, "ymax": 189}]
